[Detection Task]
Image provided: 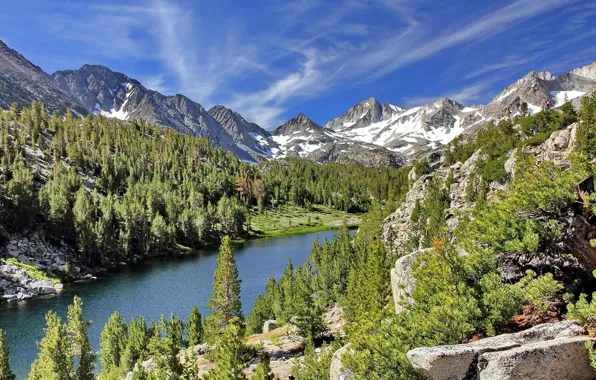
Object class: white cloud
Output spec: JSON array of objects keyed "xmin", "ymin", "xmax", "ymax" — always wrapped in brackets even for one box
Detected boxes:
[{"xmin": 37, "ymin": 0, "xmax": 585, "ymax": 129}]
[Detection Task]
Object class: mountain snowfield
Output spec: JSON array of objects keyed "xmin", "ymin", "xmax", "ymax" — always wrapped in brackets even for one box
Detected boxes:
[{"xmin": 1, "ymin": 37, "xmax": 595, "ymax": 166}]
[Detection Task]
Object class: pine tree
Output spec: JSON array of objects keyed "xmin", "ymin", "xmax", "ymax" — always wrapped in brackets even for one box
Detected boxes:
[
  {"xmin": 0, "ymin": 329, "xmax": 15, "ymax": 380},
  {"xmin": 120, "ymin": 317, "xmax": 148, "ymax": 372},
  {"xmin": 27, "ymin": 311, "xmax": 74, "ymax": 380},
  {"xmin": 99, "ymin": 312, "xmax": 128, "ymax": 374},
  {"xmin": 203, "ymin": 318, "xmax": 247, "ymax": 380},
  {"xmin": 187, "ymin": 305, "xmax": 204, "ymax": 346},
  {"xmin": 67, "ymin": 296, "xmax": 95, "ymax": 380},
  {"xmin": 205, "ymin": 236, "xmax": 243, "ymax": 338}
]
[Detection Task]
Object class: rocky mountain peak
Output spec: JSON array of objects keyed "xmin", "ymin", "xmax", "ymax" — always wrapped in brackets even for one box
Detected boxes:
[
  {"xmin": 0, "ymin": 39, "xmax": 87, "ymax": 114},
  {"xmin": 571, "ymin": 61, "xmax": 596, "ymax": 81}
]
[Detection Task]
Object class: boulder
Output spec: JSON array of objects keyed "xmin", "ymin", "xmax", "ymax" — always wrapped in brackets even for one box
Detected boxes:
[
  {"xmin": 330, "ymin": 344, "xmax": 355, "ymax": 380},
  {"xmin": 391, "ymin": 249, "xmax": 428, "ymax": 314},
  {"xmin": 263, "ymin": 320, "xmax": 278, "ymax": 334},
  {"xmin": 28, "ymin": 280, "xmax": 57, "ymax": 296},
  {"xmin": 407, "ymin": 321, "xmax": 587, "ymax": 380},
  {"xmin": 478, "ymin": 336, "xmax": 595, "ymax": 380}
]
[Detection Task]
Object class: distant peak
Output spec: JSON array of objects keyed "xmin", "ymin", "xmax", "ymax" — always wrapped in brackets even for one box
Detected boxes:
[
  {"xmin": 209, "ymin": 105, "xmax": 231, "ymax": 113},
  {"xmin": 521, "ymin": 70, "xmax": 556, "ymax": 81}
]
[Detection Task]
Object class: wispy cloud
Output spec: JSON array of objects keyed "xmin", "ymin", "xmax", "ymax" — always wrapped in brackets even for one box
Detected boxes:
[{"xmin": 37, "ymin": 0, "xmax": 588, "ymax": 128}]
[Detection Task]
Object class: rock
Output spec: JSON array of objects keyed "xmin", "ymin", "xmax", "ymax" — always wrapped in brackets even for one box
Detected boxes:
[
  {"xmin": 263, "ymin": 320, "xmax": 278, "ymax": 334},
  {"xmin": 478, "ymin": 336, "xmax": 595, "ymax": 380},
  {"xmin": 391, "ymin": 249, "xmax": 428, "ymax": 314},
  {"xmin": 247, "ymin": 325, "xmax": 305, "ymax": 360},
  {"xmin": 504, "ymin": 149, "xmax": 518, "ymax": 177},
  {"xmin": 330, "ymin": 344, "xmax": 355, "ymax": 380},
  {"xmin": 323, "ymin": 304, "xmax": 346, "ymax": 337},
  {"xmin": 407, "ymin": 321, "xmax": 587, "ymax": 380},
  {"xmin": 28, "ymin": 280, "xmax": 57, "ymax": 296}
]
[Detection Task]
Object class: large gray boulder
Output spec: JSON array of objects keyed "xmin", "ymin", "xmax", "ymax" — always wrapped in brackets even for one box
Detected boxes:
[
  {"xmin": 478, "ymin": 336, "xmax": 595, "ymax": 380},
  {"xmin": 330, "ymin": 344, "xmax": 355, "ymax": 380},
  {"xmin": 407, "ymin": 321, "xmax": 590, "ymax": 380},
  {"xmin": 391, "ymin": 249, "xmax": 428, "ymax": 314}
]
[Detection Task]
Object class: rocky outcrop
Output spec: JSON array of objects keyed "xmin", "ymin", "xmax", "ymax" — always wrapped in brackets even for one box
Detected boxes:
[
  {"xmin": 3, "ymin": 233, "xmax": 71, "ymax": 273},
  {"xmin": 407, "ymin": 320, "xmax": 593, "ymax": 380},
  {"xmin": 383, "ymin": 150, "xmax": 481, "ymax": 256},
  {"xmin": 330, "ymin": 344, "xmax": 355, "ymax": 380},
  {"xmin": 524, "ymin": 122, "xmax": 578, "ymax": 167},
  {"xmin": 323, "ymin": 304, "xmax": 346, "ymax": 338},
  {"xmin": 477, "ymin": 336, "xmax": 595, "ymax": 380},
  {"xmin": 0, "ymin": 261, "xmax": 61, "ymax": 302},
  {"xmin": 391, "ymin": 249, "xmax": 427, "ymax": 314}
]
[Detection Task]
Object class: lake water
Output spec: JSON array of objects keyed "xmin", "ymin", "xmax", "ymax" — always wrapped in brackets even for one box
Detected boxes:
[{"xmin": 0, "ymin": 230, "xmax": 346, "ymax": 379}]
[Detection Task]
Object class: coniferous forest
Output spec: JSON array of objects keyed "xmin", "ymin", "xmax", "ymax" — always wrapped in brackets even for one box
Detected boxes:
[
  {"xmin": 0, "ymin": 102, "xmax": 409, "ymax": 268},
  {"xmin": 2, "ymin": 94, "xmax": 596, "ymax": 379}
]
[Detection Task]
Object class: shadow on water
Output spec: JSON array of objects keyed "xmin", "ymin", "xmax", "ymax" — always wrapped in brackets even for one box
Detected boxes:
[{"xmin": 0, "ymin": 229, "xmax": 353, "ymax": 379}]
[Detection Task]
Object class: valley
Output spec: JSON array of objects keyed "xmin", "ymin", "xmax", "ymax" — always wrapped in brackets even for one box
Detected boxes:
[{"xmin": 2, "ymin": 29, "xmax": 596, "ymax": 380}]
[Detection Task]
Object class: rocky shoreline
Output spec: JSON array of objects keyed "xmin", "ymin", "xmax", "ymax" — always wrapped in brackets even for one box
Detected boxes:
[{"xmin": 0, "ymin": 261, "xmax": 63, "ymax": 302}]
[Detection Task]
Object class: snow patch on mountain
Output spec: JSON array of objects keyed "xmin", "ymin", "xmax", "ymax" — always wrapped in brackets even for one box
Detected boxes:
[{"xmin": 551, "ymin": 91, "xmax": 586, "ymax": 107}]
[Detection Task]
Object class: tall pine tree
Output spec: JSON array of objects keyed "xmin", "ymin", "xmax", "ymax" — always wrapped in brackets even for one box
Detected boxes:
[
  {"xmin": 67, "ymin": 296, "xmax": 95, "ymax": 380},
  {"xmin": 99, "ymin": 312, "xmax": 128, "ymax": 375},
  {"xmin": 27, "ymin": 311, "xmax": 73, "ymax": 380},
  {"xmin": 205, "ymin": 236, "xmax": 242, "ymax": 339},
  {"xmin": 187, "ymin": 305, "xmax": 204, "ymax": 346}
]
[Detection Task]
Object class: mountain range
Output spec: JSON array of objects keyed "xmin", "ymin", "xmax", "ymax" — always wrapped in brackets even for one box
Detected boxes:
[{"xmin": 1, "ymin": 37, "xmax": 595, "ymax": 166}]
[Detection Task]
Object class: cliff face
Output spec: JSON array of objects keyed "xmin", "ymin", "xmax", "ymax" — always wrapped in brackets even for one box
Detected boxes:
[{"xmin": 382, "ymin": 122, "xmax": 580, "ymax": 257}]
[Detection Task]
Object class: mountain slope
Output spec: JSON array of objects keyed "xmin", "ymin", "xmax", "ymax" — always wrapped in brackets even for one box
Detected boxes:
[
  {"xmin": 323, "ymin": 61, "xmax": 596, "ymax": 159},
  {"xmin": 207, "ymin": 105, "xmax": 279, "ymax": 160},
  {"xmin": 0, "ymin": 39, "xmax": 87, "ymax": 115},
  {"xmin": 52, "ymin": 65, "xmax": 255, "ymax": 161},
  {"xmin": 271, "ymin": 114, "xmax": 405, "ymax": 167}
]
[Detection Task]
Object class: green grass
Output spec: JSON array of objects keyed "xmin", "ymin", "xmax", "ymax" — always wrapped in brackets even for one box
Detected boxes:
[
  {"xmin": 246, "ymin": 204, "xmax": 360, "ymax": 239},
  {"xmin": 4, "ymin": 258, "xmax": 61, "ymax": 284}
]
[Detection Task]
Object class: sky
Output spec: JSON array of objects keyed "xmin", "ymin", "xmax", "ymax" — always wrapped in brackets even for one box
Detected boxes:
[{"xmin": 1, "ymin": 0, "xmax": 595, "ymax": 129}]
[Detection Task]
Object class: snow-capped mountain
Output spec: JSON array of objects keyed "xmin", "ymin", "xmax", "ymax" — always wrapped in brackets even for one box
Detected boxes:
[
  {"xmin": 480, "ymin": 64, "xmax": 596, "ymax": 121},
  {"xmin": 2, "ymin": 37, "xmax": 596, "ymax": 167},
  {"xmin": 271, "ymin": 114, "xmax": 405, "ymax": 167},
  {"xmin": 325, "ymin": 97, "xmax": 482, "ymax": 156},
  {"xmin": 325, "ymin": 97, "xmax": 405, "ymax": 131},
  {"xmin": 52, "ymin": 65, "xmax": 255, "ymax": 162},
  {"xmin": 321, "ymin": 61, "xmax": 596, "ymax": 159}
]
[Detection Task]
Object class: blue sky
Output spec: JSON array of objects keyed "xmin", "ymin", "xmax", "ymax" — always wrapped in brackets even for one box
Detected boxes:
[{"xmin": 1, "ymin": 0, "xmax": 595, "ymax": 129}]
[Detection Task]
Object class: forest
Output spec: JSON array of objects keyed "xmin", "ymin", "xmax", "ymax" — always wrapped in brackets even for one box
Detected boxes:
[
  {"xmin": 0, "ymin": 102, "xmax": 409, "ymax": 270},
  {"xmin": 2, "ymin": 94, "xmax": 596, "ymax": 379}
]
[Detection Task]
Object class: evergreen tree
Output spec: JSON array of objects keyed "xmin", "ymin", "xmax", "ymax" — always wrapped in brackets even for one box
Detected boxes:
[
  {"xmin": 187, "ymin": 306, "xmax": 204, "ymax": 346},
  {"xmin": 99, "ymin": 312, "xmax": 128, "ymax": 374},
  {"xmin": 0, "ymin": 329, "xmax": 15, "ymax": 380},
  {"xmin": 67, "ymin": 296, "xmax": 95, "ymax": 380},
  {"xmin": 205, "ymin": 236, "xmax": 243, "ymax": 338},
  {"xmin": 120, "ymin": 317, "xmax": 148, "ymax": 372},
  {"xmin": 6, "ymin": 161, "xmax": 35, "ymax": 230},
  {"xmin": 203, "ymin": 318, "xmax": 247, "ymax": 380},
  {"xmin": 27, "ymin": 311, "xmax": 74, "ymax": 380}
]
